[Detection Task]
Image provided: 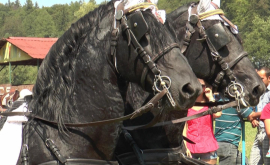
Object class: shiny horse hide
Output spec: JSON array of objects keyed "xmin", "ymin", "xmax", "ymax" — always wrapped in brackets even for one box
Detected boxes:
[
  {"xmin": 18, "ymin": 1, "xmax": 202, "ymax": 165},
  {"xmin": 114, "ymin": 0, "xmax": 265, "ymax": 165}
]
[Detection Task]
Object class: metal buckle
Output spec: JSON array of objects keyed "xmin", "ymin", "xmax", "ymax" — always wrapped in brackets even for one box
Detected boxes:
[
  {"xmin": 23, "ymin": 144, "xmax": 29, "ymax": 151},
  {"xmin": 45, "ymin": 139, "xmax": 54, "ymax": 148},
  {"xmin": 145, "ymin": 55, "xmax": 151, "ymax": 63}
]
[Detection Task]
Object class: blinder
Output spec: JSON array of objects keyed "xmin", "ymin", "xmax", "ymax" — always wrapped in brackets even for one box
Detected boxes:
[
  {"xmin": 127, "ymin": 11, "xmax": 149, "ymax": 41},
  {"xmin": 205, "ymin": 23, "xmax": 230, "ymax": 51}
]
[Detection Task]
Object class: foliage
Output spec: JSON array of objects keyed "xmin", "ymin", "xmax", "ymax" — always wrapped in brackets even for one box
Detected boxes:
[
  {"xmin": 0, "ymin": 66, "xmax": 37, "ymax": 85},
  {"xmin": 158, "ymin": 0, "xmax": 195, "ymax": 13},
  {"xmin": 74, "ymin": 0, "xmax": 98, "ymax": 19}
]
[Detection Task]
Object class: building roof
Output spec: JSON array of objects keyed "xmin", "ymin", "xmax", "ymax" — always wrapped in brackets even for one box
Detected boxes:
[{"xmin": 0, "ymin": 37, "xmax": 58, "ymax": 65}]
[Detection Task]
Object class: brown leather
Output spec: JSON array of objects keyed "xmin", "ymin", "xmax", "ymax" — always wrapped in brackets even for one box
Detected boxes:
[
  {"xmin": 0, "ymin": 89, "xmax": 167, "ymax": 128},
  {"xmin": 123, "ymin": 101, "xmax": 238, "ymax": 130}
]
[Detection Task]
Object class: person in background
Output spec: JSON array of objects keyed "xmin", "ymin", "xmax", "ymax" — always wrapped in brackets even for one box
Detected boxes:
[
  {"xmin": 0, "ymin": 89, "xmax": 32, "ymax": 165},
  {"xmin": 250, "ymin": 67, "xmax": 270, "ymax": 165},
  {"xmin": 183, "ymin": 79, "xmax": 222, "ymax": 165},
  {"xmin": 215, "ymin": 103, "xmax": 258, "ymax": 165},
  {"xmin": 260, "ymin": 103, "xmax": 270, "ymax": 158}
]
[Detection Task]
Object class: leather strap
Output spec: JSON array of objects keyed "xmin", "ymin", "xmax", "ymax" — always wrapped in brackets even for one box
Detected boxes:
[
  {"xmin": 31, "ymin": 121, "xmax": 67, "ymax": 164},
  {"xmin": 123, "ymin": 130, "xmax": 145, "ymax": 165},
  {"xmin": 0, "ymin": 89, "xmax": 167, "ymax": 128},
  {"xmin": 21, "ymin": 123, "xmax": 29, "ymax": 165},
  {"xmin": 140, "ymin": 43, "xmax": 180, "ymax": 89},
  {"xmin": 228, "ymin": 51, "xmax": 248, "ymax": 68},
  {"xmin": 123, "ymin": 101, "xmax": 237, "ymax": 130}
]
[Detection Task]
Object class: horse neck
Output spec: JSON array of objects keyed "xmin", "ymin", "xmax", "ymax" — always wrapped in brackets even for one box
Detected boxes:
[{"xmin": 27, "ymin": 2, "xmax": 129, "ymax": 162}]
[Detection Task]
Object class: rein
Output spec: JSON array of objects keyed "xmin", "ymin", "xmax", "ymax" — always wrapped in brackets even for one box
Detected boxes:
[
  {"xmin": 181, "ymin": 3, "xmax": 248, "ymax": 107},
  {"xmin": 0, "ymin": 89, "xmax": 167, "ymax": 128},
  {"xmin": 123, "ymin": 100, "xmax": 238, "ymax": 131}
]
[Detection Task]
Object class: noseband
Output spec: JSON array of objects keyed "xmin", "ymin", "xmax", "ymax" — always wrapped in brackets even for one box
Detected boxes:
[
  {"xmin": 111, "ymin": 2, "xmax": 179, "ymax": 107},
  {"xmin": 181, "ymin": 2, "xmax": 248, "ymax": 107}
]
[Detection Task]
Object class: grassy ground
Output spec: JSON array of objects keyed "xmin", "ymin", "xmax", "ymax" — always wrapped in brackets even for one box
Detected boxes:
[{"xmin": 238, "ymin": 121, "xmax": 257, "ymax": 160}]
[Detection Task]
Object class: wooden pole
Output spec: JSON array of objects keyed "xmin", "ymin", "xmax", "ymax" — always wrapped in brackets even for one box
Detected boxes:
[{"xmin": 9, "ymin": 62, "xmax": 11, "ymax": 84}]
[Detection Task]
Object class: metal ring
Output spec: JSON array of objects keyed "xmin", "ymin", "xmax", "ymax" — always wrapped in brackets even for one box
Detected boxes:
[
  {"xmin": 227, "ymin": 82, "xmax": 244, "ymax": 98},
  {"xmin": 154, "ymin": 76, "xmax": 172, "ymax": 92},
  {"xmin": 222, "ymin": 63, "xmax": 229, "ymax": 71}
]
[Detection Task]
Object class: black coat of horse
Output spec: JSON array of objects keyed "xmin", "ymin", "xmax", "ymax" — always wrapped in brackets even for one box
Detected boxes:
[
  {"xmin": 20, "ymin": 1, "xmax": 202, "ymax": 164},
  {"xmin": 114, "ymin": 1, "xmax": 265, "ymax": 165}
]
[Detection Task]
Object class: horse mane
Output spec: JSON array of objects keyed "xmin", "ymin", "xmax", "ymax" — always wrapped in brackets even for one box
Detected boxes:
[
  {"xmin": 167, "ymin": 2, "xmax": 194, "ymax": 27},
  {"xmin": 29, "ymin": 1, "xmax": 115, "ymax": 131}
]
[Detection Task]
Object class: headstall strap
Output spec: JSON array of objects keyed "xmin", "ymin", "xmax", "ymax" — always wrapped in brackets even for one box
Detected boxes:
[
  {"xmin": 112, "ymin": 1, "xmax": 176, "ymax": 107},
  {"xmin": 21, "ymin": 123, "xmax": 29, "ymax": 165},
  {"xmin": 182, "ymin": 3, "xmax": 248, "ymax": 105}
]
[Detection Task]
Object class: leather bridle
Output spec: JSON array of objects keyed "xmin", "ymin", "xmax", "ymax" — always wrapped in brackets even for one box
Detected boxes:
[
  {"xmin": 0, "ymin": 2, "xmax": 249, "ymax": 165},
  {"xmin": 182, "ymin": 2, "xmax": 248, "ymax": 107},
  {"xmin": 111, "ymin": 2, "xmax": 181, "ymax": 107}
]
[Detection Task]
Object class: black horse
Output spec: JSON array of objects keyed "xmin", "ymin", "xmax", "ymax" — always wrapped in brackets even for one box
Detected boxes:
[
  {"xmin": 17, "ymin": 1, "xmax": 202, "ymax": 164},
  {"xmin": 114, "ymin": 1, "xmax": 265, "ymax": 164}
]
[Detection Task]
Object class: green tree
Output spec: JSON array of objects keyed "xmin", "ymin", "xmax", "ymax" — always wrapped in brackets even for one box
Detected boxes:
[
  {"xmin": 1, "ymin": 9, "xmax": 26, "ymax": 37},
  {"xmin": 14, "ymin": 0, "xmax": 21, "ymax": 9},
  {"xmin": 74, "ymin": 0, "xmax": 98, "ymax": 19},
  {"xmin": 12, "ymin": 66, "xmax": 37, "ymax": 85},
  {"xmin": 157, "ymin": 0, "xmax": 194, "ymax": 13},
  {"xmin": 23, "ymin": 0, "xmax": 34, "ymax": 14},
  {"xmin": 0, "ymin": 4, "xmax": 10, "ymax": 38},
  {"xmin": 243, "ymin": 15, "xmax": 270, "ymax": 67},
  {"xmin": 33, "ymin": 9, "xmax": 56, "ymax": 37},
  {"xmin": 34, "ymin": 1, "xmax": 39, "ymax": 8},
  {"xmin": 68, "ymin": 1, "xmax": 81, "ymax": 24},
  {"xmin": 47, "ymin": 4, "xmax": 71, "ymax": 37},
  {"xmin": 22, "ymin": 9, "xmax": 38, "ymax": 37}
]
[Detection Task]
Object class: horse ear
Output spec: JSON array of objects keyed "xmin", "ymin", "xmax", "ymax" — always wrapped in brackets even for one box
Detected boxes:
[{"xmin": 197, "ymin": 0, "xmax": 211, "ymax": 14}]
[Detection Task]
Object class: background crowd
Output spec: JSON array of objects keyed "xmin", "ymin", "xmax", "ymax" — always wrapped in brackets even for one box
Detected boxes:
[{"xmin": 183, "ymin": 67, "xmax": 270, "ymax": 165}]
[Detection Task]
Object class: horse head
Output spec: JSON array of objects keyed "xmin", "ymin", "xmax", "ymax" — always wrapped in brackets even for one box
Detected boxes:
[
  {"xmin": 115, "ymin": 2, "xmax": 201, "ymax": 111},
  {"xmin": 167, "ymin": 0, "xmax": 265, "ymax": 106},
  {"xmin": 24, "ymin": 1, "xmax": 201, "ymax": 164}
]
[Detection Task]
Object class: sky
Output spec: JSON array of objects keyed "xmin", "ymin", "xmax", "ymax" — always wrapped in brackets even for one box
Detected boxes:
[{"xmin": 1, "ymin": 0, "xmax": 104, "ymax": 7}]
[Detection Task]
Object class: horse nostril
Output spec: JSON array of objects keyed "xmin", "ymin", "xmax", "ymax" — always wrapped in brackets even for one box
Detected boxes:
[
  {"xmin": 252, "ymin": 84, "xmax": 264, "ymax": 97},
  {"xmin": 182, "ymin": 83, "xmax": 195, "ymax": 97}
]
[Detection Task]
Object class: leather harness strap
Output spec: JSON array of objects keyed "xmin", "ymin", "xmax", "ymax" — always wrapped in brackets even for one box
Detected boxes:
[
  {"xmin": 123, "ymin": 101, "xmax": 237, "ymax": 131},
  {"xmin": 21, "ymin": 123, "xmax": 29, "ymax": 165},
  {"xmin": 31, "ymin": 121, "xmax": 67, "ymax": 164},
  {"xmin": 140, "ymin": 43, "xmax": 181, "ymax": 89},
  {"xmin": 0, "ymin": 89, "xmax": 167, "ymax": 128}
]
